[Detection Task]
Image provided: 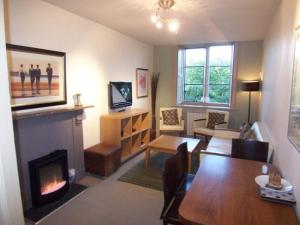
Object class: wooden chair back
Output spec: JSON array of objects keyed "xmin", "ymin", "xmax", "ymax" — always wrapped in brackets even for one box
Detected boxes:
[
  {"xmin": 177, "ymin": 142, "xmax": 188, "ymax": 176},
  {"xmin": 161, "ymin": 143, "xmax": 188, "ymax": 218},
  {"xmin": 231, "ymin": 139, "xmax": 268, "ymax": 162}
]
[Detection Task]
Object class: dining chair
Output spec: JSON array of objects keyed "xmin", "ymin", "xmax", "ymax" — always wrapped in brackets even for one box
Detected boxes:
[
  {"xmin": 231, "ymin": 139, "xmax": 269, "ymax": 162},
  {"xmin": 160, "ymin": 149, "xmax": 184, "ymax": 225},
  {"xmin": 176, "ymin": 142, "xmax": 195, "ymax": 193}
]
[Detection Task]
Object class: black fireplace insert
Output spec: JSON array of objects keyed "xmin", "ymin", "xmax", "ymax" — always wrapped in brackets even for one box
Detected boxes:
[{"xmin": 29, "ymin": 150, "xmax": 69, "ymax": 208}]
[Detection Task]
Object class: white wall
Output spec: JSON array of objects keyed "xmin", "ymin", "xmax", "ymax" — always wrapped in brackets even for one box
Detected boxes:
[
  {"xmin": 261, "ymin": 0, "xmax": 300, "ymax": 217},
  {"xmin": 153, "ymin": 41, "xmax": 263, "ymax": 130},
  {"xmin": 153, "ymin": 46, "xmax": 178, "ymax": 130},
  {"xmin": 5, "ymin": 0, "xmax": 154, "ymax": 148},
  {"xmin": 231, "ymin": 41, "xmax": 262, "ymax": 128},
  {"xmin": 0, "ymin": 0, "xmax": 24, "ymax": 224}
]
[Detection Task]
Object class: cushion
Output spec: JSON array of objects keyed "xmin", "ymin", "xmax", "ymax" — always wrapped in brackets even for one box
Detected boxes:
[
  {"xmin": 244, "ymin": 129, "xmax": 257, "ymax": 140},
  {"xmin": 246, "ymin": 129, "xmax": 257, "ymax": 140},
  {"xmin": 206, "ymin": 136, "xmax": 232, "ymax": 155},
  {"xmin": 239, "ymin": 122, "xmax": 251, "ymax": 139},
  {"xmin": 160, "ymin": 124, "xmax": 183, "ymax": 131},
  {"xmin": 207, "ymin": 112, "xmax": 225, "ymax": 129},
  {"xmin": 162, "ymin": 109, "xmax": 179, "ymax": 125},
  {"xmin": 214, "ymin": 130, "xmax": 240, "ymax": 139},
  {"xmin": 194, "ymin": 127, "xmax": 215, "ymax": 136}
]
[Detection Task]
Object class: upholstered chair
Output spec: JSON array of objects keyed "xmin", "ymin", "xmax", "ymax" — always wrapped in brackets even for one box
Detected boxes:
[
  {"xmin": 194, "ymin": 110, "xmax": 229, "ymax": 142},
  {"xmin": 160, "ymin": 107, "xmax": 184, "ymax": 137}
]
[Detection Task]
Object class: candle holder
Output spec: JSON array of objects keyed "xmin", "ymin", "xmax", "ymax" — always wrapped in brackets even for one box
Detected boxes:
[{"xmin": 74, "ymin": 93, "xmax": 82, "ymax": 107}]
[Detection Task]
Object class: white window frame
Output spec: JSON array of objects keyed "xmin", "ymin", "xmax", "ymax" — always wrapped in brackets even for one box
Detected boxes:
[{"xmin": 179, "ymin": 43, "xmax": 236, "ymax": 108}]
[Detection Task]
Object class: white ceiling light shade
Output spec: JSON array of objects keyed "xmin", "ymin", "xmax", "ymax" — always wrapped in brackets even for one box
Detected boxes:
[
  {"xmin": 150, "ymin": 0, "xmax": 179, "ymax": 34},
  {"xmin": 151, "ymin": 14, "xmax": 158, "ymax": 23},
  {"xmin": 168, "ymin": 20, "xmax": 178, "ymax": 33},
  {"xmin": 156, "ymin": 21, "xmax": 163, "ymax": 29}
]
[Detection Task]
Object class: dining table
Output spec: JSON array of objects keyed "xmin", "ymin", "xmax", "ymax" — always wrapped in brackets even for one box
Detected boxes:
[{"xmin": 179, "ymin": 155, "xmax": 299, "ymax": 225}]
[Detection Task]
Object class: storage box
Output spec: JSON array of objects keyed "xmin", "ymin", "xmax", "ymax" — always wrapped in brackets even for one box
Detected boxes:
[{"xmin": 84, "ymin": 143, "xmax": 121, "ymax": 176}]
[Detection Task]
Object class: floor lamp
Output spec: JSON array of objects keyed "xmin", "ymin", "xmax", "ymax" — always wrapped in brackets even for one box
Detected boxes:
[{"xmin": 241, "ymin": 81, "xmax": 260, "ymax": 123}]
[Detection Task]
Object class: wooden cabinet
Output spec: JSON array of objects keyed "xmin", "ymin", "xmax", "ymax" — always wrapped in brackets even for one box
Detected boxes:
[{"xmin": 100, "ymin": 109, "xmax": 151, "ymax": 162}]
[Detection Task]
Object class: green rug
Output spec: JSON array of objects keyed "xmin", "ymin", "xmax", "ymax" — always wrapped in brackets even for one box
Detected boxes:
[{"xmin": 118, "ymin": 152, "xmax": 200, "ymax": 191}]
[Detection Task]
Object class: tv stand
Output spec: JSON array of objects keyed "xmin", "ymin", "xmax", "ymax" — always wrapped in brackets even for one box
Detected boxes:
[
  {"xmin": 118, "ymin": 108, "xmax": 126, "ymax": 112},
  {"xmin": 100, "ymin": 109, "xmax": 150, "ymax": 163}
]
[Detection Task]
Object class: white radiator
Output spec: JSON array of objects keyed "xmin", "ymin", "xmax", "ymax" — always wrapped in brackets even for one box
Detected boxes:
[{"xmin": 187, "ymin": 111, "xmax": 206, "ymax": 136}]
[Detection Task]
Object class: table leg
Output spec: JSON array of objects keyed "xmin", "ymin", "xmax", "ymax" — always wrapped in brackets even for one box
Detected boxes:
[
  {"xmin": 145, "ymin": 148, "xmax": 150, "ymax": 168},
  {"xmin": 188, "ymin": 152, "xmax": 192, "ymax": 173},
  {"xmin": 197, "ymin": 149, "xmax": 200, "ymax": 165}
]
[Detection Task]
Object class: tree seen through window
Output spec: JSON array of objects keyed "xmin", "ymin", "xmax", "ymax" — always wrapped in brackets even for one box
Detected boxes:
[{"xmin": 183, "ymin": 45, "xmax": 233, "ymax": 104}]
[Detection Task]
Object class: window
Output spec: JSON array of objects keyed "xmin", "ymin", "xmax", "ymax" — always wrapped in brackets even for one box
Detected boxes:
[{"xmin": 179, "ymin": 44, "xmax": 234, "ymax": 106}]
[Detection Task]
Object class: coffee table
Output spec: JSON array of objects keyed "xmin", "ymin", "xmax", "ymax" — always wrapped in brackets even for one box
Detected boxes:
[{"xmin": 145, "ymin": 135, "xmax": 201, "ymax": 173}]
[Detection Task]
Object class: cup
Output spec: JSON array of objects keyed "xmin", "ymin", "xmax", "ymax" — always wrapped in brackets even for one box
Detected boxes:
[{"xmin": 262, "ymin": 165, "xmax": 268, "ymax": 174}]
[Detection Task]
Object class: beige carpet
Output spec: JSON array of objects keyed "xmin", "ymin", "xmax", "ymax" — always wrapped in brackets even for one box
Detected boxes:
[{"xmin": 26, "ymin": 153, "xmax": 163, "ymax": 225}]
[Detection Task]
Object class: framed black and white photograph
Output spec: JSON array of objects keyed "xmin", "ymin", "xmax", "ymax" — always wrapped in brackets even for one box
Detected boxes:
[{"xmin": 6, "ymin": 44, "xmax": 66, "ymax": 111}]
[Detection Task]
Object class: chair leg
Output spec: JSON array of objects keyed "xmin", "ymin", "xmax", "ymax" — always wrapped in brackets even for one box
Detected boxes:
[
  {"xmin": 194, "ymin": 132, "xmax": 196, "ymax": 138},
  {"xmin": 163, "ymin": 220, "xmax": 168, "ymax": 225},
  {"xmin": 205, "ymin": 135, "xmax": 208, "ymax": 143}
]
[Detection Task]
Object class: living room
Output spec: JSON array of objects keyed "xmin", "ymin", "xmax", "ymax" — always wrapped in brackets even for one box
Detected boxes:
[{"xmin": 1, "ymin": 0, "xmax": 300, "ymax": 225}]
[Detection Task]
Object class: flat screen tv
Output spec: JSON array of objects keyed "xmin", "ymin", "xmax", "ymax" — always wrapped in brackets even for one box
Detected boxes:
[{"xmin": 109, "ymin": 82, "xmax": 132, "ymax": 109}]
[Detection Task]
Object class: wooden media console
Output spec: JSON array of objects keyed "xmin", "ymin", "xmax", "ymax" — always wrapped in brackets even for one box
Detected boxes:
[{"xmin": 100, "ymin": 109, "xmax": 151, "ymax": 162}]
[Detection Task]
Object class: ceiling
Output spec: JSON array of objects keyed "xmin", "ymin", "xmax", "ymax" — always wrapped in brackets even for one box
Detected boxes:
[{"xmin": 44, "ymin": 0, "xmax": 281, "ymax": 46}]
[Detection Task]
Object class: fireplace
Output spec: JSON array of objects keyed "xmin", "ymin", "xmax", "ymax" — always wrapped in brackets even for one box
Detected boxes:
[{"xmin": 29, "ymin": 150, "xmax": 69, "ymax": 208}]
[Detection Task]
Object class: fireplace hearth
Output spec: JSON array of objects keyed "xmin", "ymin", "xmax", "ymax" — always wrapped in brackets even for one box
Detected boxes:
[{"xmin": 29, "ymin": 150, "xmax": 69, "ymax": 208}]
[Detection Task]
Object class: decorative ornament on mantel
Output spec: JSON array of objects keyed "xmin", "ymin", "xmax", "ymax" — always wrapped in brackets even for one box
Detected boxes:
[
  {"xmin": 74, "ymin": 93, "xmax": 82, "ymax": 107},
  {"xmin": 150, "ymin": 0, "xmax": 179, "ymax": 34}
]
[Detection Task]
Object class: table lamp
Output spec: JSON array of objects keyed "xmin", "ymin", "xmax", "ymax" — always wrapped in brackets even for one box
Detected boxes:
[{"xmin": 241, "ymin": 80, "xmax": 260, "ymax": 123}]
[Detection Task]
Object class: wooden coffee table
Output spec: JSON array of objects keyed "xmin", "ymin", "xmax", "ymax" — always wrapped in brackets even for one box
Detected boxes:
[{"xmin": 145, "ymin": 135, "xmax": 201, "ymax": 173}]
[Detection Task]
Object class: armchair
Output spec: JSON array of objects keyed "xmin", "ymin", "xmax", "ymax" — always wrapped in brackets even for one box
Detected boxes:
[
  {"xmin": 160, "ymin": 107, "xmax": 184, "ymax": 137},
  {"xmin": 194, "ymin": 110, "xmax": 229, "ymax": 142}
]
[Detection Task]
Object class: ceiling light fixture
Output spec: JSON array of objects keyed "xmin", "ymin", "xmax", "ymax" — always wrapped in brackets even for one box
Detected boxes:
[{"xmin": 150, "ymin": 0, "xmax": 179, "ymax": 34}]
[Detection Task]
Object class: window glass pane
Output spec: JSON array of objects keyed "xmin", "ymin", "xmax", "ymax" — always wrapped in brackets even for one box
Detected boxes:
[
  {"xmin": 208, "ymin": 45, "xmax": 233, "ymax": 104},
  {"xmin": 186, "ymin": 48, "xmax": 206, "ymax": 66},
  {"xmin": 209, "ymin": 45, "xmax": 233, "ymax": 66},
  {"xmin": 208, "ymin": 84, "xmax": 230, "ymax": 103},
  {"xmin": 209, "ymin": 66, "xmax": 231, "ymax": 85},
  {"xmin": 180, "ymin": 45, "xmax": 234, "ymax": 105},
  {"xmin": 185, "ymin": 67, "xmax": 205, "ymax": 84},
  {"xmin": 184, "ymin": 85, "xmax": 203, "ymax": 102}
]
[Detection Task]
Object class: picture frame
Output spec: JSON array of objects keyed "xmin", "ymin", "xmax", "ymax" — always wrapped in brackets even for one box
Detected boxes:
[
  {"xmin": 6, "ymin": 44, "xmax": 67, "ymax": 111},
  {"xmin": 288, "ymin": 26, "xmax": 300, "ymax": 152},
  {"xmin": 136, "ymin": 68, "xmax": 148, "ymax": 98}
]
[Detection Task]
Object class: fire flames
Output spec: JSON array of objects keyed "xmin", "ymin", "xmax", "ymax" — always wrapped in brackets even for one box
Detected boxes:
[{"xmin": 41, "ymin": 178, "xmax": 66, "ymax": 195}]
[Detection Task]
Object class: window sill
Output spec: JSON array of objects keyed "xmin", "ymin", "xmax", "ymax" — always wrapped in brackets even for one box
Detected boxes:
[{"xmin": 176, "ymin": 104, "xmax": 236, "ymax": 111}]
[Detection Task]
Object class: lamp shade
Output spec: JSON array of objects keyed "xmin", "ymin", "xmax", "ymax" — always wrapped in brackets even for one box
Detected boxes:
[{"xmin": 241, "ymin": 81, "xmax": 260, "ymax": 92}]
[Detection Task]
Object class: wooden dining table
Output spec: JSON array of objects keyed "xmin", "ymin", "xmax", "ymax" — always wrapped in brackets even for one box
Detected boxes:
[{"xmin": 179, "ymin": 155, "xmax": 299, "ymax": 225}]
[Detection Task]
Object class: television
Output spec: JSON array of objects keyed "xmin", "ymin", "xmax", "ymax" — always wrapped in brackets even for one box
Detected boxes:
[{"xmin": 109, "ymin": 82, "xmax": 132, "ymax": 109}]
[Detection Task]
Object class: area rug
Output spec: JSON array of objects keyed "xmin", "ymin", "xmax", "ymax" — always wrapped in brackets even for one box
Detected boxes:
[{"xmin": 118, "ymin": 150, "xmax": 203, "ymax": 191}]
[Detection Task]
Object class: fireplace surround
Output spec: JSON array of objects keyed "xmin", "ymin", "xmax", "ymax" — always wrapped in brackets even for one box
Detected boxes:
[
  {"xmin": 13, "ymin": 108, "xmax": 87, "ymax": 210},
  {"xmin": 29, "ymin": 150, "xmax": 69, "ymax": 208}
]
